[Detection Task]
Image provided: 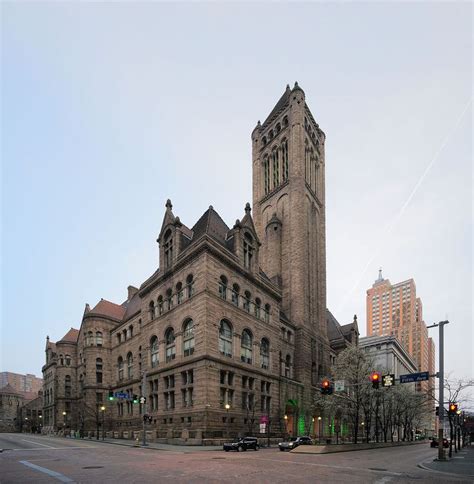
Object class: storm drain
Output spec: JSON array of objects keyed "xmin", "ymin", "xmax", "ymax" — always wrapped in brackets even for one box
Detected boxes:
[
  {"xmin": 369, "ymin": 468, "xmax": 388, "ymax": 472},
  {"xmin": 82, "ymin": 466, "xmax": 104, "ymax": 469}
]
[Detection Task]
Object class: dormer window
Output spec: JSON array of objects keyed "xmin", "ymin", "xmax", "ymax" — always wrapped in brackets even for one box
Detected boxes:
[
  {"xmin": 243, "ymin": 233, "xmax": 254, "ymax": 270},
  {"xmin": 164, "ymin": 229, "xmax": 173, "ymax": 269}
]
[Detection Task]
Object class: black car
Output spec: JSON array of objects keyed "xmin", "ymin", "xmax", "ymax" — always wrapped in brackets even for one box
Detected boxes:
[
  {"xmin": 430, "ymin": 438, "xmax": 449, "ymax": 448},
  {"xmin": 223, "ymin": 437, "xmax": 259, "ymax": 451},
  {"xmin": 278, "ymin": 436, "xmax": 313, "ymax": 451}
]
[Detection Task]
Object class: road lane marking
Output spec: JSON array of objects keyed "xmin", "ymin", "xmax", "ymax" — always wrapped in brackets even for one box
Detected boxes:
[
  {"xmin": 21, "ymin": 439, "xmax": 55, "ymax": 448},
  {"xmin": 374, "ymin": 477, "xmax": 393, "ymax": 484},
  {"xmin": 19, "ymin": 460, "xmax": 75, "ymax": 483}
]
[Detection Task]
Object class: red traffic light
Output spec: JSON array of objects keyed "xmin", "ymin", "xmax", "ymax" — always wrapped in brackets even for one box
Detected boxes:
[
  {"xmin": 322, "ymin": 379, "xmax": 330, "ymax": 388},
  {"xmin": 371, "ymin": 372, "xmax": 380, "ymax": 382}
]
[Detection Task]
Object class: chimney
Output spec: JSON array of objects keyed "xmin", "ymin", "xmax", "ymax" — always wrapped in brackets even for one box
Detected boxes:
[{"xmin": 128, "ymin": 285, "xmax": 139, "ymax": 300}]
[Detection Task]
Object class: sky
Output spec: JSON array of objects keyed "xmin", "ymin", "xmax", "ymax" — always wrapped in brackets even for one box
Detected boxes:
[{"xmin": 2, "ymin": 3, "xmax": 472, "ymax": 389}]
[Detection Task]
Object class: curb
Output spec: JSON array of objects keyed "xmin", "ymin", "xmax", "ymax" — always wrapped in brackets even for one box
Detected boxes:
[
  {"xmin": 417, "ymin": 459, "xmax": 474, "ymax": 479},
  {"xmin": 293, "ymin": 440, "xmax": 426, "ymax": 454}
]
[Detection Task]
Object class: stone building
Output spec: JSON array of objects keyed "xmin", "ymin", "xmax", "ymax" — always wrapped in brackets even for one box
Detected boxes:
[
  {"xmin": 0, "ymin": 384, "xmax": 23, "ymax": 432},
  {"xmin": 43, "ymin": 83, "xmax": 349, "ymax": 441}
]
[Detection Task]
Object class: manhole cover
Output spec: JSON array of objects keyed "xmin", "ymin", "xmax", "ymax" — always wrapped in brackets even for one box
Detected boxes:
[
  {"xmin": 82, "ymin": 466, "xmax": 104, "ymax": 469},
  {"xmin": 369, "ymin": 468, "xmax": 388, "ymax": 472}
]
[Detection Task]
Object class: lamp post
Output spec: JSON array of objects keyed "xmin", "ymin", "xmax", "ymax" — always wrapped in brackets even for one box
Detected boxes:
[
  {"xmin": 225, "ymin": 403, "xmax": 230, "ymax": 438},
  {"xmin": 62, "ymin": 411, "xmax": 67, "ymax": 437},
  {"xmin": 318, "ymin": 416, "xmax": 322, "ymax": 444},
  {"xmin": 284, "ymin": 414, "xmax": 288, "ymax": 438},
  {"xmin": 100, "ymin": 406, "xmax": 106, "ymax": 441},
  {"xmin": 361, "ymin": 422, "xmax": 365, "ymax": 443}
]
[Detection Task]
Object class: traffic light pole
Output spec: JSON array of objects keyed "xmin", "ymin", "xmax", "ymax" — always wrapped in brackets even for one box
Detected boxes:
[
  {"xmin": 142, "ymin": 369, "xmax": 148, "ymax": 447},
  {"xmin": 427, "ymin": 320, "xmax": 449, "ymax": 461}
]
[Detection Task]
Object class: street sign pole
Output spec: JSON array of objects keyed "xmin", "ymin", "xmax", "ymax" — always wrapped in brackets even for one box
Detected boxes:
[
  {"xmin": 427, "ymin": 320, "xmax": 449, "ymax": 461},
  {"xmin": 142, "ymin": 369, "xmax": 148, "ymax": 447}
]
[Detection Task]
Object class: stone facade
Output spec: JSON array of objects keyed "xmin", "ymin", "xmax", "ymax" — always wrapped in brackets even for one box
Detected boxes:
[
  {"xmin": 0, "ymin": 384, "xmax": 23, "ymax": 432},
  {"xmin": 42, "ymin": 84, "xmax": 347, "ymax": 442}
]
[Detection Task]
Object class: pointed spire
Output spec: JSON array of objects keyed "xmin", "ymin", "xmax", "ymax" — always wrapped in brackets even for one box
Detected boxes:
[
  {"xmin": 377, "ymin": 267, "xmax": 383, "ymax": 281},
  {"xmin": 84, "ymin": 303, "xmax": 91, "ymax": 315},
  {"xmin": 353, "ymin": 314, "xmax": 358, "ymax": 324},
  {"xmin": 245, "ymin": 202, "xmax": 251, "ymax": 215},
  {"xmin": 286, "ymin": 84, "xmax": 290, "ymax": 91},
  {"xmin": 165, "ymin": 199, "xmax": 173, "ymax": 210}
]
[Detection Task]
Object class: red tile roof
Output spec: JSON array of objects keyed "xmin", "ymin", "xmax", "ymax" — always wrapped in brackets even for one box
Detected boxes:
[
  {"xmin": 91, "ymin": 299, "xmax": 126, "ymax": 321},
  {"xmin": 59, "ymin": 328, "xmax": 79, "ymax": 343}
]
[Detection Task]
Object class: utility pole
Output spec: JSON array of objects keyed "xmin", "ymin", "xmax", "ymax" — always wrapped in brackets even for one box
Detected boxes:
[
  {"xmin": 427, "ymin": 320, "xmax": 449, "ymax": 461},
  {"xmin": 142, "ymin": 369, "xmax": 148, "ymax": 447}
]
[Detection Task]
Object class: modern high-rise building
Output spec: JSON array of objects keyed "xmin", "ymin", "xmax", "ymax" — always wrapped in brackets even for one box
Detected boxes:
[
  {"xmin": 0, "ymin": 371, "xmax": 43, "ymax": 398},
  {"xmin": 366, "ymin": 270, "xmax": 436, "ymax": 432}
]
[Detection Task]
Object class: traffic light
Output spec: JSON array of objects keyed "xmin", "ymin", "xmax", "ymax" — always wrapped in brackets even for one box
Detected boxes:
[
  {"xmin": 320, "ymin": 379, "xmax": 333, "ymax": 395},
  {"xmin": 108, "ymin": 391, "xmax": 114, "ymax": 401},
  {"xmin": 133, "ymin": 394, "xmax": 139, "ymax": 404},
  {"xmin": 371, "ymin": 372, "xmax": 381, "ymax": 389},
  {"xmin": 448, "ymin": 402, "xmax": 458, "ymax": 415},
  {"xmin": 435, "ymin": 406, "xmax": 439, "ymax": 416}
]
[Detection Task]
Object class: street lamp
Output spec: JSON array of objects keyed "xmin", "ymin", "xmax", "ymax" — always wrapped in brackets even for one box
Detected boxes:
[
  {"xmin": 318, "ymin": 416, "xmax": 322, "ymax": 444},
  {"xmin": 225, "ymin": 403, "xmax": 230, "ymax": 438},
  {"xmin": 62, "ymin": 411, "xmax": 67, "ymax": 436},
  {"xmin": 284, "ymin": 414, "xmax": 288, "ymax": 437},
  {"xmin": 100, "ymin": 406, "xmax": 106, "ymax": 441}
]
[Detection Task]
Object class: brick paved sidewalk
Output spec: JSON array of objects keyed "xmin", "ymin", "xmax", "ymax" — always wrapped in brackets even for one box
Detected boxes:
[{"xmin": 419, "ymin": 445, "xmax": 474, "ymax": 478}]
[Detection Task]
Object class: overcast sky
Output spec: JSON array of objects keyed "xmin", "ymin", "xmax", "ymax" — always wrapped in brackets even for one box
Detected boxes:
[{"xmin": 2, "ymin": 3, "xmax": 472, "ymax": 388}]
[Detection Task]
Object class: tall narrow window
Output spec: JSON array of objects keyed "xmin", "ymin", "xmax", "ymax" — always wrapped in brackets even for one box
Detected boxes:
[
  {"xmin": 163, "ymin": 229, "xmax": 173, "ymax": 268},
  {"xmin": 219, "ymin": 320, "xmax": 233, "ymax": 357},
  {"xmin": 263, "ymin": 156, "xmax": 270, "ymax": 194},
  {"xmin": 282, "ymin": 139, "xmax": 289, "ymax": 181},
  {"xmin": 149, "ymin": 301, "xmax": 155, "ymax": 321},
  {"xmin": 264, "ymin": 304, "xmax": 271, "ymax": 323},
  {"xmin": 165, "ymin": 328, "xmax": 176, "ymax": 362},
  {"xmin": 65, "ymin": 375, "xmax": 71, "ymax": 397},
  {"xmin": 127, "ymin": 352, "xmax": 133, "ymax": 379},
  {"xmin": 157, "ymin": 296, "xmax": 163, "ymax": 315},
  {"xmin": 241, "ymin": 330, "xmax": 253, "ymax": 364},
  {"xmin": 231, "ymin": 284, "xmax": 240, "ymax": 306},
  {"xmin": 272, "ymin": 148, "xmax": 280, "ymax": 188},
  {"xmin": 96, "ymin": 331, "xmax": 103, "ymax": 346},
  {"xmin": 260, "ymin": 339, "xmax": 270, "ymax": 369},
  {"xmin": 186, "ymin": 274, "xmax": 194, "ymax": 298},
  {"xmin": 243, "ymin": 233, "xmax": 254, "ymax": 270},
  {"xmin": 176, "ymin": 282, "xmax": 183, "ymax": 304},
  {"xmin": 243, "ymin": 290, "xmax": 251, "ymax": 313},
  {"xmin": 254, "ymin": 298, "xmax": 261, "ymax": 319},
  {"xmin": 219, "ymin": 275, "xmax": 228, "ymax": 300},
  {"xmin": 96, "ymin": 358, "xmax": 103, "ymax": 383},
  {"xmin": 118, "ymin": 357, "xmax": 124, "ymax": 381},
  {"xmin": 285, "ymin": 354, "xmax": 291, "ymax": 378},
  {"xmin": 183, "ymin": 319, "xmax": 195, "ymax": 357},
  {"xmin": 150, "ymin": 336, "xmax": 159, "ymax": 368},
  {"xmin": 88, "ymin": 331, "xmax": 93, "ymax": 346},
  {"xmin": 166, "ymin": 288, "xmax": 173, "ymax": 311}
]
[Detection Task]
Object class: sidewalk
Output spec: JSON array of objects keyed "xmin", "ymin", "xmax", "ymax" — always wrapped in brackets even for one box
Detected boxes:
[
  {"xmin": 419, "ymin": 445, "xmax": 474, "ymax": 478},
  {"xmin": 58, "ymin": 435, "xmax": 223, "ymax": 453}
]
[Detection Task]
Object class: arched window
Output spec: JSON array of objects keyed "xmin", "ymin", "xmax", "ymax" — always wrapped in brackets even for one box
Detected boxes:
[
  {"xmin": 262, "ymin": 136, "xmax": 267, "ymax": 146},
  {"xmin": 283, "ymin": 116, "xmax": 288, "ymax": 127},
  {"xmin": 150, "ymin": 336, "xmax": 159, "ymax": 368},
  {"xmin": 164, "ymin": 229, "xmax": 173, "ymax": 268},
  {"xmin": 65, "ymin": 375, "xmax": 71, "ymax": 397},
  {"xmin": 263, "ymin": 155, "xmax": 270, "ymax": 194},
  {"xmin": 176, "ymin": 282, "xmax": 183, "ymax": 304},
  {"xmin": 219, "ymin": 320, "xmax": 233, "ymax": 357},
  {"xmin": 149, "ymin": 300, "xmax": 155, "ymax": 321},
  {"xmin": 60, "ymin": 354, "xmax": 64, "ymax": 366},
  {"xmin": 65, "ymin": 355, "xmax": 71, "ymax": 366},
  {"xmin": 219, "ymin": 275, "xmax": 228, "ymax": 300},
  {"xmin": 117, "ymin": 333, "xmax": 121, "ymax": 344},
  {"xmin": 282, "ymin": 139, "xmax": 289, "ymax": 181},
  {"xmin": 96, "ymin": 331, "xmax": 103, "ymax": 346},
  {"xmin": 96, "ymin": 358, "xmax": 103, "ymax": 383},
  {"xmin": 127, "ymin": 353, "xmax": 133, "ymax": 379},
  {"xmin": 261, "ymin": 338, "xmax": 270, "ymax": 369},
  {"xmin": 165, "ymin": 328, "xmax": 176, "ymax": 362},
  {"xmin": 276, "ymin": 123, "xmax": 281, "ymax": 133},
  {"xmin": 243, "ymin": 233, "xmax": 254, "ymax": 270},
  {"xmin": 183, "ymin": 319, "xmax": 195, "ymax": 357},
  {"xmin": 87, "ymin": 331, "xmax": 93, "ymax": 346},
  {"xmin": 269, "ymin": 129, "xmax": 274, "ymax": 140},
  {"xmin": 254, "ymin": 298, "xmax": 261, "ymax": 319},
  {"xmin": 128, "ymin": 325, "xmax": 133, "ymax": 339},
  {"xmin": 118, "ymin": 357, "xmax": 124, "ymax": 381},
  {"xmin": 285, "ymin": 354, "xmax": 291, "ymax": 378},
  {"xmin": 243, "ymin": 290, "xmax": 251, "ymax": 313},
  {"xmin": 186, "ymin": 274, "xmax": 194, "ymax": 298},
  {"xmin": 231, "ymin": 284, "xmax": 240, "ymax": 306},
  {"xmin": 241, "ymin": 329, "xmax": 253, "ymax": 364},
  {"xmin": 264, "ymin": 304, "xmax": 270, "ymax": 323},
  {"xmin": 157, "ymin": 296, "xmax": 163, "ymax": 315},
  {"xmin": 166, "ymin": 288, "xmax": 173, "ymax": 311}
]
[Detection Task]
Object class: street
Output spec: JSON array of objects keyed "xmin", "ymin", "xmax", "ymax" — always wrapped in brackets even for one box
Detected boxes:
[{"xmin": 0, "ymin": 433, "xmax": 471, "ymax": 483}]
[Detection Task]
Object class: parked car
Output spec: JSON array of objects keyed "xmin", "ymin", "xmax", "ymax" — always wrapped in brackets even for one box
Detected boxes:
[
  {"xmin": 278, "ymin": 436, "xmax": 313, "ymax": 451},
  {"xmin": 223, "ymin": 437, "xmax": 259, "ymax": 451},
  {"xmin": 430, "ymin": 438, "xmax": 449, "ymax": 448}
]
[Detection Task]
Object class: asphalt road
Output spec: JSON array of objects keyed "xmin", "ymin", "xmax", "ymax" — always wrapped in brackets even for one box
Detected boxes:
[{"xmin": 0, "ymin": 433, "xmax": 470, "ymax": 483}]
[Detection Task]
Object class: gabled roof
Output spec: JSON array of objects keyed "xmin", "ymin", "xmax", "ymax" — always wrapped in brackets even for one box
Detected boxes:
[
  {"xmin": 191, "ymin": 206, "xmax": 230, "ymax": 247},
  {"xmin": 0, "ymin": 383, "xmax": 22, "ymax": 396},
  {"xmin": 262, "ymin": 85, "xmax": 291, "ymax": 128},
  {"xmin": 91, "ymin": 299, "xmax": 126, "ymax": 321},
  {"xmin": 326, "ymin": 309, "xmax": 345, "ymax": 342},
  {"xmin": 58, "ymin": 328, "xmax": 79, "ymax": 344}
]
